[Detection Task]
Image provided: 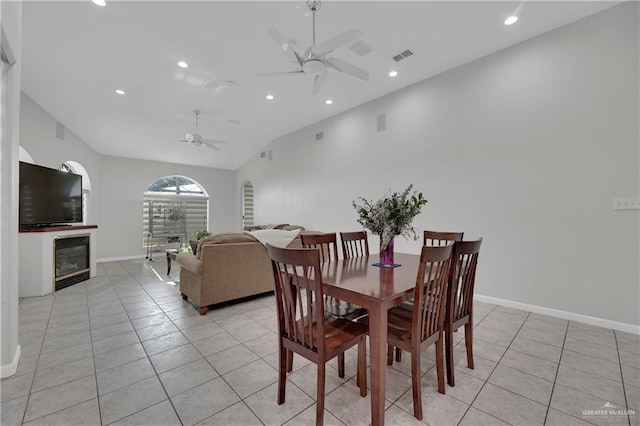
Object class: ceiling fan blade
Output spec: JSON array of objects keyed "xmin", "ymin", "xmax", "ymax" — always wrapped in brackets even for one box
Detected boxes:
[
  {"xmin": 326, "ymin": 57, "xmax": 369, "ymax": 81},
  {"xmin": 256, "ymin": 70, "xmax": 305, "ymax": 77},
  {"xmin": 310, "ymin": 29, "xmax": 364, "ymax": 59},
  {"xmin": 310, "ymin": 71, "xmax": 328, "ymax": 97},
  {"xmin": 202, "ymin": 139, "xmax": 226, "ymax": 145},
  {"xmin": 268, "ymin": 26, "xmax": 301, "ymax": 65},
  {"xmin": 203, "ymin": 142, "xmax": 221, "ymax": 151}
]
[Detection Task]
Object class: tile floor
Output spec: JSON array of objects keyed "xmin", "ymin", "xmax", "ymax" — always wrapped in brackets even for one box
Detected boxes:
[{"xmin": 1, "ymin": 257, "xmax": 639, "ymax": 426}]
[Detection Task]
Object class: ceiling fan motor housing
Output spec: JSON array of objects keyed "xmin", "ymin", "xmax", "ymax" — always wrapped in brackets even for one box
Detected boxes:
[{"xmin": 302, "ymin": 59, "xmax": 326, "ymax": 75}]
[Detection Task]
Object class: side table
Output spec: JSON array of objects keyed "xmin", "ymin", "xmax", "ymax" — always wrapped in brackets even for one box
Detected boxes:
[{"xmin": 165, "ymin": 249, "xmax": 178, "ymax": 275}]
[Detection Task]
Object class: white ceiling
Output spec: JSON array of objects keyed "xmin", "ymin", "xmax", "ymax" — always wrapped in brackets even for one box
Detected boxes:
[{"xmin": 21, "ymin": 1, "xmax": 619, "ymax": 170}]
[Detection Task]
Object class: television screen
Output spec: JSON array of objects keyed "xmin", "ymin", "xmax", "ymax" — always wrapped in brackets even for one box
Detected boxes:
[{"xmin": 19, "ymin": 162, "xmax": 83, "ymax": 227}]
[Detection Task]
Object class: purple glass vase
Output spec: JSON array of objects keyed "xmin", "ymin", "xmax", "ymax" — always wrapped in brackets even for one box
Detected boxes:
[{"xmin": 379, "ymin": 237, "xmax": 395, "ymax": 266}]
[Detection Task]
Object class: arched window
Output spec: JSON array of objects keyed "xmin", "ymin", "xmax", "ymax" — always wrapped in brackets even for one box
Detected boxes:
[
  {"xmin": 242, "ymin": 181, "xmax": 254, "ymax": 229},
  {"xmin": 59, "ymin": 160, "xmax": 91, "ymax": 224},
  {"xmin": 19, "ymin": 146, "xmax": 34, "ymax": 164},
  {"xmin": 143, "ymin": 176, "xmax": 209, "ymax": 251}
]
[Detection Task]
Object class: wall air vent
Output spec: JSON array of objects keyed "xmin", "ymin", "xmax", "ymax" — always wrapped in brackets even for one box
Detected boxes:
[
  {"xmin": 392, "ymin": 48, "xmax": 414, "ymax": 62},
  {"xmin": 349, "ymin": 40, "xmax": 372, "ymax": 57},
  {"xmin": 315, "ymin": 132, "xmax": 324, "ymax": 141}
]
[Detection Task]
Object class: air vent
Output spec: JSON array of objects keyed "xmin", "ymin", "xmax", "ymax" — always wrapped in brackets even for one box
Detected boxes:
[
  {"xmin": 56, "ymin": 122, "xmax": 65, "ymax": 140},
  {"xmin": 260, "ymin": 150, "xmax": 273, "ymax": 161},
  {"xmin": 377, "ymin": 114, "xmax": 386, "ymax": 132},
  {"xmin": 349, "ymin": 40, "xmax": 372, "ymax": 57},
  {"xmin": 315, "ymin": 132, "xmax": 324, "ymax": 141},
  {"xmin": 392, "ymin": 48, "xmax": 414, "ymax": 62},
  {"xmin": 260, "ymin": 151, "xmax": 266, "ymax": 159}
]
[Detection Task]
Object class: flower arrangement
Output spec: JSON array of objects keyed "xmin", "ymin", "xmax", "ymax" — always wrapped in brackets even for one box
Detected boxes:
[
  {"xmin": 189, "ymin": 229, "xmax": 210, "ymax": 241},
  {"xmin": 352, "ymin": 185, "xmax": 427, "ymax": 250}
]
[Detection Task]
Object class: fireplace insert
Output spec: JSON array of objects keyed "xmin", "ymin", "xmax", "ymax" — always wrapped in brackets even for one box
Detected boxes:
[{"xmin": 54, "ymin": 234, "xmax": 90, "ymax": 291}]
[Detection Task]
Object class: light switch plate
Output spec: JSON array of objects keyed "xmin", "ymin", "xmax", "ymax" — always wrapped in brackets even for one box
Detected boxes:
[{"xmin": 613, "ymin": 198, "xmax": 640, "ymax": 210}]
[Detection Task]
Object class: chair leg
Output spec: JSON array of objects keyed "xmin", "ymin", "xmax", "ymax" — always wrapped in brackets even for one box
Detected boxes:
[
  {"xmin": 395, "ymin": 347, "xmax": 402, "ymax": 362},
  {"xmin": 435, "ymin": 338, "xmax": 445, "ymax": 394},
  {"xmin": 278, "ymin": 345, "xmax": 287, "ymax": 405},
  {"xmin": 287, "ymin": 350, "xmax": 294, "ymax": 373},
  {"xmin": 338, "ymin": 353, "xmax": 345, "ymax": 378},
  {"xmin": 445, "ymin": 325, "xmax": 455, "ymax": 387},
  {"xmin": 410, "ymin": 351, "xmax": 423, "ymax": 420},
  {"xmin": 387, "ymin": 345, "xmax": 394, "ymax": 366},
  {"xmin": 465, "ymin": 322, "xmax": 474, "ymax": 369},
  {"xmin": 316, "ymin": 362, "xmax": 326, "ymax": 426},
  {"xmin": 357, "ymin": 340, "xmax": 367, "ymax": 397}
]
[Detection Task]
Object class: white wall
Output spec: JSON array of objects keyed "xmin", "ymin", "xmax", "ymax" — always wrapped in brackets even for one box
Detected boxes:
[
  {"xmin": 99, "ymin": 156, "xmax": 237, "ymax": 260},
  {"xmin": 1, "ymin": 0, "xmax": 22, "ymax": 377},
  {"xmin": 19, "ymin": 93, "xmax": 102, "ymax": 226},
  {"xmin": 237, "ymin": 3, "xmax": 639, "ymax": 327}
]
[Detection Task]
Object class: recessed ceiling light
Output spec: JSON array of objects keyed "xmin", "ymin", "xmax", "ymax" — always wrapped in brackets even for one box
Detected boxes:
[
  {"xmin": 325, "ymin": 99, "xmax": 333, "ymax": 105},
  {"xmin": 177, "ymin": 61, "xmax": 188, "ymax": 68},
  {"xmin": 388, "ymin": 70, "xmax": 398, "ymax": 77},
  {"xmin": 266, "ymin": 94, "xmax": 274, "ymax": 100},
  {"xmin": 115, "ymin": 89, "xmax": 126, "ymax": 95},
  {"xmin": 92, "ymin": 0, "xmax": 106, "ymax": 6},
  {"xmin": 504, "ymin": 16, "xmax": 518, "ymax": 25}
]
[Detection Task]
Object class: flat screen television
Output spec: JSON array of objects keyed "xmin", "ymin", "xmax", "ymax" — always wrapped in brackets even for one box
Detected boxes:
[{"xmin": 19, "ymin": 161, "xmax": 83, "ymax": 227}]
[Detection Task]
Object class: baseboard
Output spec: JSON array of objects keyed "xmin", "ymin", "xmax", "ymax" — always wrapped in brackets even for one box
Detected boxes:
[
  {"xmin": 475, "ymin": 294, "xmax": 640, "ymax": 335},
  {"xmin": 97, "ymin": 255, "xmax": 147, "ymax": 263},
  {"xmin": 1, "ymin": 344, "xmax": 21, "ymax": 378}
]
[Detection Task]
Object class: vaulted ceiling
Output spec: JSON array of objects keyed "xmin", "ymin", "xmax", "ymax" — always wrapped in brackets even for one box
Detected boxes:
[{"xmin": 21, "ymin": 1, "xmax": 618, "ymax": 170}]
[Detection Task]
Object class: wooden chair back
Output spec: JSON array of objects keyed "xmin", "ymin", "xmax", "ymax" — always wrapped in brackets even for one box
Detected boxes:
[
  {"xmin": 340, "ymin": 231, "xmax": 369, "ymax": 259},
  {"xmin": 301, "ymin": 233, "xmax": 339, "ymax": 263},
  {"xmin": 267, "ymin": 244, "xmax": 325, "ymax": 354},
  {"xmin": 412, "ymin": 245, "xmax": 454, "ymax": 343},
  {"xmin": 449, "ymin": 239, "xmax": 482, "ymax": 325},
  {"xmin": 423, "ymin": 230, "xmax": 464, "ymax": 247}
]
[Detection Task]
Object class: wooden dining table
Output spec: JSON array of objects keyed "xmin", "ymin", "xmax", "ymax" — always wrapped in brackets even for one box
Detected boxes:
[{"xmin": 318, "ymin": 252, "xmax": 421, "ymax": 426}]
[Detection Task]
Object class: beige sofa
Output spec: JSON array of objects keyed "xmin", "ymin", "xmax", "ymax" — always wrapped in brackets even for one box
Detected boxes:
[{"xmin": 176, "ymin": 230, "xmax": 304, "ymax": 314}]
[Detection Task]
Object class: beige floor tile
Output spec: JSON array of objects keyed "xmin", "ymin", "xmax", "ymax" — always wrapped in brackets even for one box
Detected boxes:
[
  {"xmin": 31, "ymin": 356, "xmax": 94, "ymax": 393},
  {"xmin": 245, "ymin": 380, "xmax": 315, "ymax": 425},
  {"xmin": 223, "ymin": 359, "xmax": 279, "ymax": 398},
  {"xmin": 556, "ymin": 364, "xmax": 626, "ymax": 406},
  {"xmin": 98, "ymin": 376, "xmax": 167, "ymax": 425},
  {"xmin": 94, "ymin": 342, "xmax": 147, "ymax": 372},
  {"xmin": 191, "ymin": 331, "xmax": 241, "ymax": 357},
  {"xmin": 473, "ymin": 325, "xmax": 515, "ymax": 348},
  {"xmin": 545, "ymin": 407, "xmax": 593, "ymax": 426},
  {"xmin": 159, "ymin": 358, "xmax": 219, "ymax": 397},
  {"xmin": 23, "ymin": 398, "xmax": 100, "ymax": 426},
  {"xmin": 149, "ymin": 343, "xmax": 202, "ymax": 374},
  {"xmin": 564, "ymin": 337, "xmax": 619, "ymax": 363},
  {"xmin": 196, "ymin": 401, "xmax": 263, "ymax": 426},
  {"xmin": 283, "ymin": 404, "xmax": 345, "ymax": 426},
  {"xmin": 288, "ymin": 361, "xmax": 350, "ymax": 399},
  {"xmin": 488, "ymin": 364, "xmax": 554, "ymax": 405},
  {"xmin": 141, "ymin": 331, "xmax": 189, "ymax": 356},
  {"xmin": 92, "ymin": 330, "xmax": 140, "ymax": 355},
  {"xmin": 473, "ymin": 383, "xmax": 547, "ymax": 425},
  {"xmin": 243, "ymin": 333, "xmax": 278, "ymax": 357},
  {"xmin": 458, "ymin": 407, "xmax": 510, "ymax": 426},
  {"xmin": 550, "ymin": 384, "xmax": 628, "ymax": 426},
  {"xmin": 110, "ymin": 400, "xmax": 181, "ymax": 426},
  {"xmin": 24, "ymin": 376, "xmax": 97, "ymax": 422},
  {"xmin": 0, "ymin": 396, "xmax": 28, "ymax": 426},
  {"xmin": 442, "ymin": 370, "xmax": 485, "ymax": 405},
  {"xmin": 561, "ymin": 349, "xmax": 623, "ymax": 382},
  {"xmin": 395, "ymin": 384, "xmax": 469, "ymax": 426},
  {"xmin": 97, "ymin": 357, "xmax": 156, "ymax": 395},
  {"xmin": 499, "ymin": 349, "xmax": 558, "ymax": 382},
  {"xmin": 1, "ymin": 373, "xmax": 34, "ymax": 403},
  {"xmin": 326, "ymin": 379, "xmax": 390, "ymax": 426},
  {"xmin": 510, "ymin": 335, "xmax": 563, "ymax": 363},
  {"xmin": 206, "ymin": 344, "xmax": 260, "ymax": 375},
  {"xmin": 623, "ymin": 364, "xmax": 640, "ymax": 388},
  {"xmin": 171, "ymin": 378, "xmax": 241, "ymax": 426}
]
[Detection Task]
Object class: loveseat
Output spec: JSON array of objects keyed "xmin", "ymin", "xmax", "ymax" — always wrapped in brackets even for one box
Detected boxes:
[{"xmin": 176, "ymin": 229, "xmax": 305, "ymax": 314}]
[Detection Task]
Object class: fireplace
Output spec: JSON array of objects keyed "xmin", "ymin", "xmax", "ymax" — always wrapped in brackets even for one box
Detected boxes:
[{"xmin": 54, "ymin": 234, "xmax": 90, "ymax": 291}]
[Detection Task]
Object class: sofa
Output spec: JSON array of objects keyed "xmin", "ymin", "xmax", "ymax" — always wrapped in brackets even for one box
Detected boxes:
[{"xmin": 176, "ymin": 229, "xmax": 305, "ymax": 314}]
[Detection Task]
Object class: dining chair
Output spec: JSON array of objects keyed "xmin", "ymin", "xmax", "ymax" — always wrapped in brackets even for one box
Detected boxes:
[
  {"xmin": 392, "ymin": 230, "xmax": 464, "ymax": 364},
  {"xmin": 300, "ymin": 232, "xmax": 339, "ymax": 263},
  {"xmin": 423, "ymin": 230, "xmax": 464, "ymax": 246},
  {"xmin": 339, "ymin": 231, "xmax": 370, "ymax": 259},
  {"xmin": 266, "ymin": 244, "xmax": 367, "ymax": 426},
  {"xmin": 362, "ymin": 244, "xmax": 452, "ymax": 420},
  {"xmin": 445, "ymin": 238, "xmax": 482, "ymax": 387}
]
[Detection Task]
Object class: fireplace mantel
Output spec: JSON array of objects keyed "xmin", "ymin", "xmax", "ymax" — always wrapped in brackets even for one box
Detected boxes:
[{"xmin": 18, "ymin": 226, "xmax": 98, "ymax": 297}]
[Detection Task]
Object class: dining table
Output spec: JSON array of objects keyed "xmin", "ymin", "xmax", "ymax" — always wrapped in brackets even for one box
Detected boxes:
[{"xmin": 318, "ymin": 252, "xmax": 421, "ymax": 426}]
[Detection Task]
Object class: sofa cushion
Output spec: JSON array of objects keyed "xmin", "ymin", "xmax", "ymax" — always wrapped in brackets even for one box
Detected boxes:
[{"xmin": 196, "ymin": 233, "xmax": 259, "ymax": 259}]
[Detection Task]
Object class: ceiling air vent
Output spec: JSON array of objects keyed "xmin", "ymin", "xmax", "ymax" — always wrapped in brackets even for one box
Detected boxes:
[
  {"xmin": 392, "ymin": 49, "xmax": 414, "ymax": 62},
  {"xmin": 349, "ymin": 40, "xmax": 372, "ymax": 57},
  {"xmin": 315, "ymin": 132, "xmax": 324, "ymax": 141}
]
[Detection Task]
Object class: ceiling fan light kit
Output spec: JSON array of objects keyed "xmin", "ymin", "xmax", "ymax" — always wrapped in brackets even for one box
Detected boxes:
[
  {"xmin": 179, "ymin": 110, "xmax": 226, "ymax": 151},
  {"xmin": 263, "ymin": 0, "xmax": 370, "ymax": 96}
]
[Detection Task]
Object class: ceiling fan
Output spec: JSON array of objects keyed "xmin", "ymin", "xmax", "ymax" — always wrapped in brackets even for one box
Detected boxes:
[
  {"xmin": 262, "ymin": 0, "xmax": 369, "ymax": 96},
  {"xmin": 179, "ymin": 110, "xmax": 226, "ymax": 151}
]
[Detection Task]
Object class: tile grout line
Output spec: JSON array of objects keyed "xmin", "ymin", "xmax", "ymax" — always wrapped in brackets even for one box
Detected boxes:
[{"xmin": 541, "ymin": 318, "xmax": 569, "ymax": 426}]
